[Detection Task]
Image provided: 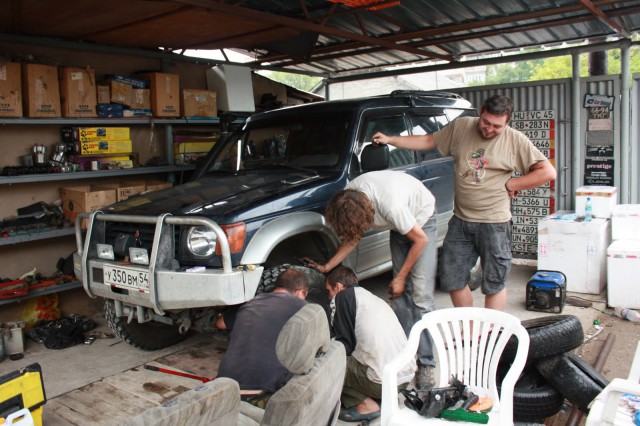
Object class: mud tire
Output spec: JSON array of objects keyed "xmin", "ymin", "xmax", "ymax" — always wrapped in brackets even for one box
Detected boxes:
[
  {"xmin": 501, "ymin": 315, "xmax": 583, "ymax": 364},
  {"xmin": 499, "ymin": 364, "xmax": 564, "ymax": 422},
  {"xmin": 104, "ymin": 299, "xmax": 189, "ymax": 350},
  {"xmin": 257, "ymin": 264, "xmax": 330, "ymax": 316},
  {"xmin": 535, "ymin": 352, "xmax": 608, "ymax": 413}
]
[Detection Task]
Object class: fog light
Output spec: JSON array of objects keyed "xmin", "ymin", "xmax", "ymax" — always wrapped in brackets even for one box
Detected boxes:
[
  {"xmin": 97, "ymin": 244, "xmax": 114, "ymax": 260},
  {"xmin": 129, "ymin": 247, "xmax": 149, "ymax": 265}
]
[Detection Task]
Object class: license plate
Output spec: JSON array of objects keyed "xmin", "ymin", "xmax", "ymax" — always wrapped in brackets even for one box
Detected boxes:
[{"xmin": 103, "ymin": 264, "xmax": 149, "ymax": 291}]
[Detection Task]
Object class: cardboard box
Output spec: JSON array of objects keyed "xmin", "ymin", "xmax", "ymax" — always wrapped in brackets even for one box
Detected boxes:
[
  {"xmin": 612, "ymin": 204, "xmax": 640, "ymax": 241},
  {"xmin": 145, "ymin": 180, "xmax": 172, "ymax": 192},
  {"xmin": 174, "ymin": 141, "xmax": 215, "ymax": 165},
  {"xmin": 22, "ymin": 63, "xmax": 61, "ymax": 117},
  {"xmin": 77, "ymin": 127, "xmax": 131, "ymax": 142},
  {"xmin": 110, "ymin": 74, "xmax": 147, "ymax": 89},
  {"xmin": 102, "ymin": 181, "xmax": 146, "ymax": 202},
  {"xmin": 142, "ymin": 72, "xmax": 180, "ymax": 117},
  {"xmin": 0, "ymin": 62, "xmax": 23, "ymax": 117},
  {"xmin": 80, "ymin": 139, "xmax": 133, "ymax": 154},
  {"xmin": 607, "ymin": 240, "xmax": 640, "ymax": 308},
  {"xmin": 109, "ymin": 80, "xmax": 133, "ymax": 106},
  {"xmin": 60, "ymin": 185, "xmax": 117, "ymax": 223},
  {"xmin": 97, "ymin": 84, "xmax": 110, "ymax": 104},
  {"xmin": 97, "ymin": 103, "xmax": 123, "ymax": 118},
  {"xmin": 181, "ymin": 89, "xmax": 217, "ymax": 117},
  {"xmin": 575, "ymin": 185, "xmax": 617, "ymax": 218},
  {"xmin": 131, "ymin": 88, "xmax": 150, "ymax": 109},
  {"xmin": 59, "ymin": 67, "xmax": 97, "ymax": 117},
  {"xmin": 538, "ymin": 212, "xmax": 610, "ymax": 294}
]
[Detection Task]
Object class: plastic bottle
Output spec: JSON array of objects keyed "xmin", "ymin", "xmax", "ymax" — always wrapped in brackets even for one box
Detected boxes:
[
  {"xmin": 614, "ymin": 307, "xmax": 640, "ymax": 322},
  {"xmin": 584, "ymin": 197, "xmax": 593, "ymax": 222}
]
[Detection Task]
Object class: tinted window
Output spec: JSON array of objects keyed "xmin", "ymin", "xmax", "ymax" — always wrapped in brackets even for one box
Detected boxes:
[{"xmin": 409, "ymin": 113, "xmax": 448, "ymax": 162}]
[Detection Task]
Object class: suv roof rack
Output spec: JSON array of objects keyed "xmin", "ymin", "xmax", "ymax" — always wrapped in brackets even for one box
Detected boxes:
[{"xmin": 390, "ymin": 90, "xmax": 463, "ymax": 99}]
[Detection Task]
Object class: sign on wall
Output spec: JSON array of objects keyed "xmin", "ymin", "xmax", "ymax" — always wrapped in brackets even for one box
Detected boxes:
[
  {"xmin": 509, "ymin": 110, "xmax": 556, "ymax": 257},
  {"xmin": 584, "ymin": 95, "xmax": 614, "ymax": 186}
]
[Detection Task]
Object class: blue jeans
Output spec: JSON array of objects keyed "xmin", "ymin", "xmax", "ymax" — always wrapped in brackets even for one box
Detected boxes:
[{"xmin": 389, "ymin": 214, "xmax": 437, "ymax": 368}]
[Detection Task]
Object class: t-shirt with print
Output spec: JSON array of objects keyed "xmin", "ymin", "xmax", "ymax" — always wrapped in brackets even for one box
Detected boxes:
[
  {"xmin": 346, "ymin": 170, "xmax": 435, "ymax": 235},
  {"xmin": 433, "ymin": 116, "xmax": 547, "ymax": 223}
]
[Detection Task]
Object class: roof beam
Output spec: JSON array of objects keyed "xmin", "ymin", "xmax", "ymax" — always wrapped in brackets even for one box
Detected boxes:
[
  {"xmin": 577, "ymin": 0, "xmax": 631, "ymax": 38},
  {"xmin": 258, "ymin": 0, "xmax": 625, "ymax": 64},
  {"xmin": 171, "ymin": 0, "xmax": 454, "ymax": 61}
]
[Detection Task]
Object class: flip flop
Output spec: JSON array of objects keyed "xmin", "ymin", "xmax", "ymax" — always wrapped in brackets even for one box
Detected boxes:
[{"xmin": 338, "ymin": 406, "xmax": 381, "ymax": 422}]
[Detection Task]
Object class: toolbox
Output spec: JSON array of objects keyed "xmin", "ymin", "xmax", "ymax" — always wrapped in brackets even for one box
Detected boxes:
[
  {"xmin": 526, "ymin": 270, "xmax": 567, "ymax": 313},
  {"xmin": 0, "ymin": 363, "xmax": 46, "ymax": 426}
]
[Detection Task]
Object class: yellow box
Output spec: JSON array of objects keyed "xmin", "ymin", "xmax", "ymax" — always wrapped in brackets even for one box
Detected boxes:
[
  {"xmin": 78, "ymin": 127, "xmax": 131, "ymax": 142},
  {"xmin": 174, "ymin": 141, "xmax": 215, "ymax": 165},
  {"xmin": 80, "ymin": 139, "xmax": 133, "ymax": 154},
  {"xmin": 60, "ymin": 185, "xmax": 117, "ymax": 223},
  {"xmin": 145, "ymin": 180, "xmax": 173, "ymax": 192},
  {"xmin": 0, "ymin": 363, "xmax": 46, "ymax": 426},
  {"xmin": 102, "ymin": 181, "xmax": 146, "ymax": 202}
]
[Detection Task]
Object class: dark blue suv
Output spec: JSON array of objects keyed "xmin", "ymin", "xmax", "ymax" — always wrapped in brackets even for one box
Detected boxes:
[{"xmin": 74, "ymin": 91, "xmax": 476, "ymax": 349}]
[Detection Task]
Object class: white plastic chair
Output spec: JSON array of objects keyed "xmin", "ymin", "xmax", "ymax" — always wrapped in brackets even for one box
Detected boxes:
[
  {"xmin": 585, "ymin": 341, "xmax": 640, "ymax": 425},
  {"xmin": 381, "ymin": 307, "xmax": 530, "ymax": 426}
]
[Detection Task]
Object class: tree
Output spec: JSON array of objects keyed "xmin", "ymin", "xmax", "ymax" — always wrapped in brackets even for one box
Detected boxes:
[
  {"xmin": 472, "ymin": 59, "xmax": 543, "ymax": 86},
  {"xmin": 258, "ymin": 71, "xmax": 322, "ymax": 92}
]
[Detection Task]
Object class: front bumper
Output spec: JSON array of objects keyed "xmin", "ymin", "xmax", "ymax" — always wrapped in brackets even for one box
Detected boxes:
[{"xmin": 74, "ymin": 212, "xmax": 263, "ymax": 315}]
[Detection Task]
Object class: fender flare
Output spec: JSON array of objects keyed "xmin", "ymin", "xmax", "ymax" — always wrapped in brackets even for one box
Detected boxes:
[{"xmin": 240, "ymin": 211, "xmax": 340, "ymax": 265}]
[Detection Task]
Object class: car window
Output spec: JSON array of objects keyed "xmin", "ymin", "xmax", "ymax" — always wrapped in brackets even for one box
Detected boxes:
[
  {"xmin": 409, "ymin": 113, "xmax": 448, "ymax": 162},
  {"xmin": 360, "ymin": 114, "xmax": 415, "ymax": 169}
]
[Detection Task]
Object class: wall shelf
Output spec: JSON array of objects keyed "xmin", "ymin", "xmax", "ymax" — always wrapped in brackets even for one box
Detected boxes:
[
  {"xmin": 0, "ymin": 227, "xmax": 75, "ymax": 246},
  {"xmin": 0, "ymin": 280, "xmax": 82, "ymax": 306},
  {"xmin": 0, "ymin": 117, "xmax": 221, "ymax": 126},
  {"xmin": 0, "ymin": 165, "xmax": 195, "ymax": 185}
]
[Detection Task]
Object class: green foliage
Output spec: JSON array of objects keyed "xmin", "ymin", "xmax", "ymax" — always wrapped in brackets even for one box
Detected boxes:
[
  {"xmin": 471, "ymin": 47, "xmax": 640, "ymax": 85},
  {"xmin": 258, "ymin": 71, "xmax": 322, "ymax": 92}
]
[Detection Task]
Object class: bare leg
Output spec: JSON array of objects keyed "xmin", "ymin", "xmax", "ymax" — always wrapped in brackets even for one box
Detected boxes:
[
  {"xmin": 355, "ymin": 397, "xmax": 380, "ymax": 414},
  {"xmin": 450, "ymin": 286, "xmax": 473, "ymax": 307},
  {"xmin": 485, "ymin": 288, "xmax": 507, "ymax": 311}
]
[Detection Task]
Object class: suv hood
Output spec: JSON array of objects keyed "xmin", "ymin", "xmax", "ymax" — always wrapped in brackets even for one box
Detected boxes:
[{"xmin": 106, "ymin": 171, "xmax": 336, "ymax": 219}]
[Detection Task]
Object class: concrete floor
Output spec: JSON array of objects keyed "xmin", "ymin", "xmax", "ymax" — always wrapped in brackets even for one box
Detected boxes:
[{"xmin": 0, "ymin": 263, "xmax": 628, "ymax": 425}]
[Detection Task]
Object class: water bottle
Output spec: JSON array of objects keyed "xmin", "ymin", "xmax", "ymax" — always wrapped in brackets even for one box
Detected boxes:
[
  {"xmin": 614, "ymin": 307, "xmax": 640, "ymax": 322},
  {"xmin": 584, "ymin": 197, "xmax": 593, "ymax": 222}
]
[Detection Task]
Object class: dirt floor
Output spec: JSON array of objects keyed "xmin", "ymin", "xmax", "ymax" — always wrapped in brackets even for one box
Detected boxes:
[{"xmin": 543, "ymin": 300, "xmax": 640, "ymax": 425}]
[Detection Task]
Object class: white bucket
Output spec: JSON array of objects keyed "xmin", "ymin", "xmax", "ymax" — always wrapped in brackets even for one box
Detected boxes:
[{"xmin": 2, "ymin": 321, "xmax": 25, "ymax": 354}]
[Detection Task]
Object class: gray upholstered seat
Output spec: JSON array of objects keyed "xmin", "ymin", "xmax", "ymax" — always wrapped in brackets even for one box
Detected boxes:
[{"xmin": 241, "ymin": 303, "xmax": 347, "ymax": 426}]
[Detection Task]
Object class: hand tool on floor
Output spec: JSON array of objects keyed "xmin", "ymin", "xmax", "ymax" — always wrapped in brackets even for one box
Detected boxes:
[{"xmin": 143, "ymin": 365, "xmax": 215, "ymax": 383}]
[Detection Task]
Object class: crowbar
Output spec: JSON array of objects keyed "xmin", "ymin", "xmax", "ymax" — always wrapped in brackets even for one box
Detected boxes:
[{"xmin": 143, "ymin": 364, "xmax": 215, "ymax": 383}]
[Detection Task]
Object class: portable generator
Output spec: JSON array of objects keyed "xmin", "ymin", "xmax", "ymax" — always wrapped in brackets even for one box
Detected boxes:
[{"xmin": 526, "ymin": 270, "xmax": 567, "ymax": 314}]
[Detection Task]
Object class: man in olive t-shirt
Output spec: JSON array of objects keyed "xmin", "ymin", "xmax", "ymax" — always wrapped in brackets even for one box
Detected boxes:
[{"xmin": 372, "ymin": 95, "xmax": 556, "ymax": 311}]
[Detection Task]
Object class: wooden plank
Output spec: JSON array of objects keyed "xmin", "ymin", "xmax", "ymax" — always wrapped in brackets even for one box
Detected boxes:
[
  {"xmin": 101, "ymin": 366, "xmax": 195, "ymax": 405},
  {"xmin": 154, "ymin": 340, "xmax": 225, "ymax": 380}
]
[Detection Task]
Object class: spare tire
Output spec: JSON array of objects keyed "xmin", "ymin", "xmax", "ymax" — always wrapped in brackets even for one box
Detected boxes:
[
  {"xmin": 498, "ymin": 364, "xmax": 564, "ymax": 422},
  {"xmin": 501, "ymin": 315, "xmax": 583, "ymax": 364},
  {"xmin": 535, "ymin": 352, "xmax": 608, "ymax": 413}
]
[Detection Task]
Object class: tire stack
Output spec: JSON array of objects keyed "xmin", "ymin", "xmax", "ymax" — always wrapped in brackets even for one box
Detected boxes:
[{"xmin": 499, "ymin": 315, "xmax": 609, "ymax": 423}]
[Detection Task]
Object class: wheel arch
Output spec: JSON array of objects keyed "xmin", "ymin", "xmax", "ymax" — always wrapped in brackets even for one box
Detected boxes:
[{"xmin": 241, "ymin": 211, "xmax": 340, "ymax": 265}]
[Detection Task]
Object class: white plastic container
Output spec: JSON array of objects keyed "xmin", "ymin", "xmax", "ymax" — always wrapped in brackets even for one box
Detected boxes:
[
  {"xmin": 538, "ymin": 213, "xmax": 610, "ymax": 294},
  {"xmin": 611, "ymin": 204, "xmax": 640, "ymax": 241},
  {"xmin": 575, "ymin": 186, "xmax": 618, "ymax": 218},
  {"xmin": 608, "ymin": 240, "xmax": 640, "ymax": 309}
]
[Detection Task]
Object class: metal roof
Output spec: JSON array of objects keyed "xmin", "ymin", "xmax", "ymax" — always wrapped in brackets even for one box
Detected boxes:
[{"xmin": 1, "ymin": 0, "xmax": 639, "ymax": 79}]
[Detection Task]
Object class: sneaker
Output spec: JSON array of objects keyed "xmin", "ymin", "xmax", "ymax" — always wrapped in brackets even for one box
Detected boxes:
[{"xmin": 415, "ymin": 365, "xmax": 435, "ymax": 391}]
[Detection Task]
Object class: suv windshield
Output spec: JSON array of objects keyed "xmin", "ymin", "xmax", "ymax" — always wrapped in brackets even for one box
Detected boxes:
[{"xmin": 208, "ymin": 111, "xmax": 351, "ymax": 173}]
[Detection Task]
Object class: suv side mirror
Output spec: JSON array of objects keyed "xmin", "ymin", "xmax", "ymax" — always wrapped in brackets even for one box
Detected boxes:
[{"xmin": 361, "ymin": 144, "xmax": 389, "ymax": 172}]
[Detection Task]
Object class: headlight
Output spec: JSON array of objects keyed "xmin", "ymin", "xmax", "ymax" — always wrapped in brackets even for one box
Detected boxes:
[{"xmin": 187, "ymin": 226, "xmax": 217, "ymax": 256}]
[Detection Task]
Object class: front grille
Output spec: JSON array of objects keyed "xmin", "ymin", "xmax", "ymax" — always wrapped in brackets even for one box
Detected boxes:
[{"xmin": 104, "ymin": 221, "xmax": 180, "ymax": 261}]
